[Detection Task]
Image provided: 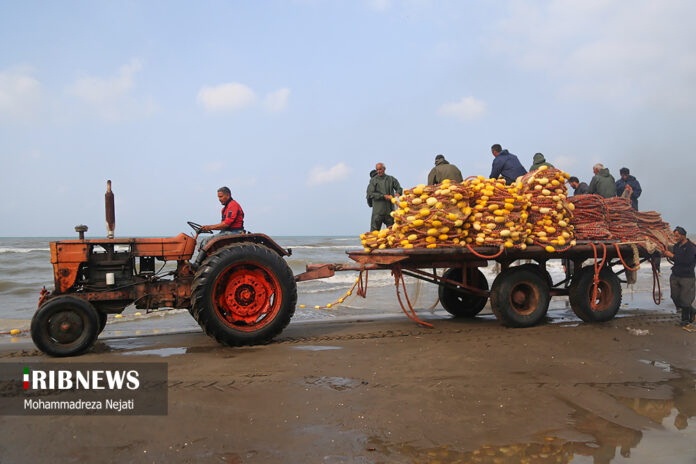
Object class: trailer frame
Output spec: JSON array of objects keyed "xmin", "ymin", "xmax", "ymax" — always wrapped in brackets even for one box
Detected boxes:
[{"xmin": 295, "ymin": 241, "xmax": 656, "ymax": 328}]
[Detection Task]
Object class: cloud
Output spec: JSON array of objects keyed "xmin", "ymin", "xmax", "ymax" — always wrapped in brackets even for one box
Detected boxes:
[
  {"xmin": 368, "ymin": 0, "xmax": 392, "ymax": 11},
  {"xmin": 307, "ymin": 162, "xmax": 352, "ymax": 186},
  {"xmin": 491, "ymin": 0, "xmax": 696, "ymax": 110},
  {"xmin": 437, "ymin": 96, "xmax": 487, "ymax": 121},
  {"xmin": 66, "ymin": 59, "xmax": 155, "ymax": 121},
  {"xmin": 0, "ymin": 66, "xmax": 41, "ymax": 121},
  {"xmin": 263, "ymin": 88, "xmax": 290, "ymax": 112},
  {"xmin": 69, "ymin": 60, "xmax": 142, "ymax": 104},
  {"xmin": 197, "ymin": 82, "xmax": 256, "ymax": 112}
]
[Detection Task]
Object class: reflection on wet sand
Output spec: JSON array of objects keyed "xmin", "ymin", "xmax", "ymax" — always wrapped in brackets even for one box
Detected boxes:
[{"xmin": 370, "ymin": 366, "xmax": 695, "ymax": 463}]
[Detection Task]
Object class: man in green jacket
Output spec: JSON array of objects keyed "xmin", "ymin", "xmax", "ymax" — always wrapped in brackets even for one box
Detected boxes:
[
  {"xmin": 428, "ymin": 154, "xmax": 463, "ymax": 185},
  {"xmin": 588, "ymin": 163, "xmax": 616, "ymax": 198},
  {"xmin": 366, "ymin": 162, "xmax": 403, "ymax": 231},
  {"xmin": 529, "ymin": 153, "xmax": 554, "ymax": 171}
]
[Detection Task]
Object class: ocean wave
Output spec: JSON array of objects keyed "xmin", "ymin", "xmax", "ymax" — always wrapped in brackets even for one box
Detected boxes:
[
  {"xmin": 0, "ymin": 281, "xmax": 40, "ymax": 295},
  {"xmin": 0, "ymin": 247, "xmax": 50, "ymax": 254},
  {"xmin": 0, "ymin": 265, "xmax": 51, "ymax": 274}
]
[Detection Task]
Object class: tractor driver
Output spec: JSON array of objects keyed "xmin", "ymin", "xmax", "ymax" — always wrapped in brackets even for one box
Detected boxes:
[{"xmin": 191, "ymin": 186, "xmax": 245, "ymax": 269}]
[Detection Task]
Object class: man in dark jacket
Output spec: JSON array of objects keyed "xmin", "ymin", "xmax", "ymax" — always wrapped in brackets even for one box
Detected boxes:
[
  {"xmin": 428, "ymin": 154, "xmax": 463, "ymax": 185},
  {"xmin": 489, "ymin": 144, "xmax": 527, "ymax": 184},
  {"xmin": 588, "ymin": 163, "xmax": 616, "ymax": 198},
  {"xmin": 568, "ymin": 176, "xmax": 589, "ymax": 195},
  {"xmin": 529, "ymin": 152, "xmax": 554, "ymax": 171},
  {"xmin": 366, "ymin": 163, "xmax": 402, "ymax": 231},
  {"xmin": 664, "ymin": 226, "xmax": 696, "ymax": 327},
  {"xmin": 615, "ymin": 167, "xmax": 642, "ymax": 210}
]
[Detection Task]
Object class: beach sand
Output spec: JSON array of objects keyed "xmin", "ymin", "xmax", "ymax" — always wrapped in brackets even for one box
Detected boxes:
[{"xmin": 1, "ymin": 309, "xmax": 695, "ymax": 463}]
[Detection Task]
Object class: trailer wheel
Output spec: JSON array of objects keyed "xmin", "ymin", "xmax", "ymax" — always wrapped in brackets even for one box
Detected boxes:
[
  {"xmin": 438, "ymin": 268, "xmax": 488, "ymax": 317},
  {"xmin": 30, "ymin": 296, "xmax": 100, "ymax": 357},
  {"xmin": 569, "ymin": 266, "xmax": 622, "ymax": 322},
  {"xmin": 191, "ymin": 244, "xmax": 297, "ymax": 346},
  {"xmin": 490, "ymin": 267, "xmax": 550, "ymax": 327},
  {"xmin": 517, "ymin": 263, "xmax": 553, "ymax": 288}
]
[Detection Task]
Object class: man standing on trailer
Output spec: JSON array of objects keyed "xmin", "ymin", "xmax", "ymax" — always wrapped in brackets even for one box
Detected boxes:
[
  {"xmin": 664, "ymin": 226, "xmax": 696, "ymax": 328},
  {"xmin": 366, "ymin": 162, "xmax": 402, "ymax": 231},
  {"xmin": 489, "ymin": 144, "xmax": 527, "ymax": 184},
  {"xmin": 192, "ymin": 186, "xmax": 245, "ymax": 269},
  {"xmin": 588, "ymin": 163, "xmax": 616, "ymax": 198},
  {"xmin": 529, "ymin": 152, "xmax": 554, "ymax": 172},
  {"xmin": 568, "ymin": 176, "xmax": 589, "ymax": 196},
  {"xmin": 428, "ymin": 154, "xmax": 463, "ymax": 184},
  {"xmin": 615, "ymin": 167, "xmax": 642, "ymax": 210}
]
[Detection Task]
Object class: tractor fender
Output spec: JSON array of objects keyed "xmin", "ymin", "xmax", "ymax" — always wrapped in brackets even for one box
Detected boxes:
[{"xmin": 202, "ymin": 233, "xmax": 292, "ymax": 257}]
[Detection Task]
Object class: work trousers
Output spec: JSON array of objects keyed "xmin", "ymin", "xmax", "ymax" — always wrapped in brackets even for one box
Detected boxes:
[
  {"xmin": 670, "ymin": 274, "xmax": 695, "ymax": 323},
  {"xmin": 194, "ymin": 229, "xmax": 243, "ymax": 264},
  {"xmin": 370, "ymin": 211, "xmax": 394, "ymax": 232}
]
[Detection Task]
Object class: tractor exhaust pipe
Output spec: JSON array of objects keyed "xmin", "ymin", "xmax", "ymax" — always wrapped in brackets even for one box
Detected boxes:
[{"xmin": 105, "ymin": 180, "xmax": 115, "ymax": 239}]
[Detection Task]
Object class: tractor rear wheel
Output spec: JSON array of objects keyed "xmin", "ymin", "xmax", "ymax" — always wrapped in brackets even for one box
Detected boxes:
[
  {"xmin": 490, "ymin": 267, "xmax": 550, "ymax": 327},
  {"xmin": 569, "ymin": 266, "xmax": 622, "ymax": 322},
  {"xmin": 31, "ymin": 296, "xmax": 100, "ymax": 357},
  {"xmin": 438, "ymin": 268, "xmax": 488, "ymax": 317},
  {"xmin": 191, "ymin": 244, "xmax": 296, "ymax": 346},
  {"xmin": 98, "ymin": 312, "xmax": 107, "ymax": 334}
]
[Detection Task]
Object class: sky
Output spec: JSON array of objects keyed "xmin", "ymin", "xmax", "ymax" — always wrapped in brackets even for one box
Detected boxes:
[{"xmin": 1, "ymin": 0, "xmax": 695, "ymax": 238}]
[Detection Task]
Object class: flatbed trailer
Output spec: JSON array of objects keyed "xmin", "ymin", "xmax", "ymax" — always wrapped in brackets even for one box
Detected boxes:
[{"xmin": 295, "ymin": 241, "xmax": 657, "ymax": 328}]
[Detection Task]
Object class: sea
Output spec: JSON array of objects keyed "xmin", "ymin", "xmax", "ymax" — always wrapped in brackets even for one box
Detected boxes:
[{"xmin": 0, "ymin": 235, "xmax": 680, "ymax": 335}]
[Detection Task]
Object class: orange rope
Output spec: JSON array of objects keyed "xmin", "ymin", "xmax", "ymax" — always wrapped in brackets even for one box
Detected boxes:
[
  {"xmin": 650, "ymin": 259, "xmax": 662, "ymax": 305},
  {"xmin": 357, "ymin": 269, "xmax": 369, "ymax": 298},
  {"xmin": 466, "ymin": 244, "xmax": 505, "ymax": 259},
  {"xmin": 614, "ymin": 243, "xmax": 640, "ymax": 272},
  {"xmin": 589, "ymin": 242, "xmax": 607, "ymax": 310},
  {"xmin": 392, "ymin": 266, "xmax": 434, "ymax": 328},
  {"xmin": 531, "ymin": 240, "xmax": 575, "ymax": 253}
]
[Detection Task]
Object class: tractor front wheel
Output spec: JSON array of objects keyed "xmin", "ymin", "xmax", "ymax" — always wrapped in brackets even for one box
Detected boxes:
[
  {"xmin": 191, "ymin": 244, "xmax": 297, "ymax": 346},
  {"xmin": 31, "ymin": 296, "xmax": 100, "ymax": 357}
]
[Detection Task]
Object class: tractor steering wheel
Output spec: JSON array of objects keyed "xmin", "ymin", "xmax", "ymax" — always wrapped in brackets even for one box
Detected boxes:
[{"xmin": 187, "ymin": 221, "xmax": 212, "ymax": 235}]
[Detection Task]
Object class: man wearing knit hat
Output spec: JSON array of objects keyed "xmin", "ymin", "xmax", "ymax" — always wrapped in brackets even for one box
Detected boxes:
[{"xmin": 664, "ymin": 226, "xmax": 696, "ymax": 327}]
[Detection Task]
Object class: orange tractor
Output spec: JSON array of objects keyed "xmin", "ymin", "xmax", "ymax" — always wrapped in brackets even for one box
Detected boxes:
[{"xmin": 31, "ymin": 221, "xmax": 297, "ymax": 356}]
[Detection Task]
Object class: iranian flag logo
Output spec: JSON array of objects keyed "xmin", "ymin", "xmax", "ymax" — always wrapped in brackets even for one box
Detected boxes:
[{"xmin": 23, "ymin": 367, "xmax": 29, "ymax": 390}]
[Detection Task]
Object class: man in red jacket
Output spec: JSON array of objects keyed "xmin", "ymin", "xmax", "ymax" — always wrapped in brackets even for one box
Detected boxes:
[
  {"xmin": 192, "ymin": 186, "xmax": 245, "ymax": 269},
  {"xmin": 200, "ymin": 186, "xmax": 245, "ymax": 233}
]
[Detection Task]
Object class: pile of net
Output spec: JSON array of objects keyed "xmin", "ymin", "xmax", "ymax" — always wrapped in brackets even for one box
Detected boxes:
[
  {"xmin": 360, "ymin": 167, "xmax": 578, "ymax": 252},
  {"xmin": 603, "ymin": 197, "xmax": 642, "ymax": 241},
  {"xmin": 634, "ymin": 210, "xmax": 675, "ymax": 253},
  {"xmin": 466, "ymin": 176, "xmax": 531, "ymax": 248},
  {"xmin": 568, "ymin": 194, "xmax": 613, "ymax": 240},
  {"xmin": 569, "ymin": 195, "xmax": 675, "ymax": 252},
  {"xmin": 361, "ymin": 179, "xmax": 473, "ymax": 250},
  {"xmin": 517, "ymin": 166, "xmax": 575, "ymax": 251}
]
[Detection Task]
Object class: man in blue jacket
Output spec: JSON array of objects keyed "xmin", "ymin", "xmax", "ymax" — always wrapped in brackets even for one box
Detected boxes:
[
  {"xmin": 615, "ymin": 167, "xmax": 642, "ymax": 210},
  {"xmin": 489, "ymin": 144, "xmax": 527, "ymax": 184}
]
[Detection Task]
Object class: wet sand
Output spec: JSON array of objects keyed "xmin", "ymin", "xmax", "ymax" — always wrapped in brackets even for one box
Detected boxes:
[{"xmin": 1, "ymin": 309, "xmax": 695, "ymax": 463}]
